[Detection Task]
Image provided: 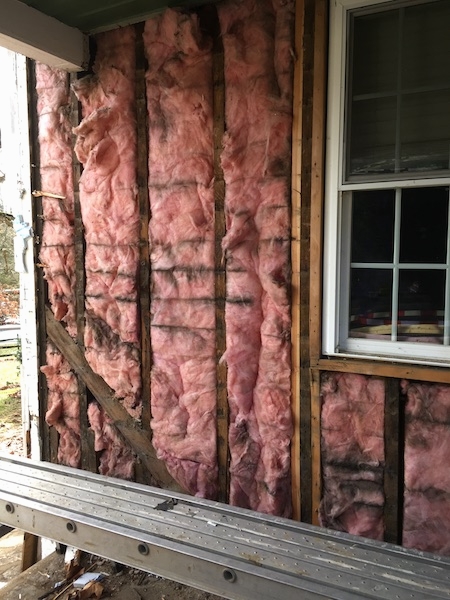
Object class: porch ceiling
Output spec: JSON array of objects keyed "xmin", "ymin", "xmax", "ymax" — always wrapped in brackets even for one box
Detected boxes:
[{"xmin": 19, "ymin": 0, "xmax": 217, "ymax": 33}]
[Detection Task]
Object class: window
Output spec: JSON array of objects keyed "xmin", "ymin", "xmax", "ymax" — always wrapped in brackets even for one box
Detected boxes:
[{"xmin": 324, "ymin": 0, "xmax": 450, "ymax": 364}]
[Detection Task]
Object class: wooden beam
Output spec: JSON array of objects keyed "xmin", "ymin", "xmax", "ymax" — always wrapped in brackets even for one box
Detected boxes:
[
  {"xmin": 309, "ymin": 0, "xmax": 327, "ymax": 363},
  {"xmin": 27, "ymin": 59, "xmax": 54, "ymax": 463},
  {"xmin": 384, "ymin": 378, "xmax": 402, "ymax": 545},
  {"xmin": 45, "ymin": 306, "xmax": 182, "ymax": 491},
  {"xmin": 310, "ymin": 368, "xmax": 322, "ymax": 525},
  {"xmin": 309, "ymin": 0, "xmax": 328, "ymax": 528},
  {"xmin": 314, "ymin": 357, "xmax": 450, "ymax": 385},
  {"xmin": 199, "ymin": 5, "xmax": 229, "ymax": 503},
  {"xmin": 212, "ymin": 7, "xmax": 228, "ymax": 506},
  {"xmin": 290, "ymin": 0, "xmax": 305, "ymax": 523},
  {"xmin": 0, "ymin": 0, "xmax": 88, "ymax": 71},
  {"xmin": 21, "ymin": 532, "xmax": 39, "ymax": 571},
  {"xmin": 70, "ymin": 72, "xmax": 97, "ymax": 474},
  {"xmin": 292, "ymin": 0, "xmax": 328, "ymax": 524},
  {"xmin": 297, "ymin": 0, "xmax": 316, "ymax": 525},
  {"xmin": 135, "ymin": 22, "xmax": 154, "ymax": 487}
]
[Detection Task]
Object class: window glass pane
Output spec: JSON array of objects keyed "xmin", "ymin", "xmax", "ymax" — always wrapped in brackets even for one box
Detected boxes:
[
  {"xmin": 403, "ymin": 0, "xmax": 450, "ymax": 89},
  {"xmin": 349, "ymin": 97, "xmax": 397, "ymax": 176},
  {"xmin": 398, "ymin": 269, "xmax": 445, "ymax": 344},
  {"xmin": 352, "ymin": 10, "xmax": 398, "ymax": 96},
  {"xmin": 347, "ymin": 1, "xmax": 450, "ymax": 180},
  {"xmin": 352, "ymin": 189, "xmax": 395, "ymax": 262},
  {"xmin": 349, "ymin": 268, "xmax": 392, "ymax": 339},
  {"xmin": 400, "ymin": 90, "xmax": 450, "ymax": 172},
  {"xmin": 400, "ymin": 187, "xmax": 449, "ymax": 263}
]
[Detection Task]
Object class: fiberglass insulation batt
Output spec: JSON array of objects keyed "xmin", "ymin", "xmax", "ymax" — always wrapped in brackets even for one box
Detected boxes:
[
  {"xmin": 144, "ymin": 11, "xmax": 217, "ymax": 498},
  {"xmin": 218, "ymin": 0, "xmax": 294, "ymax": 516},
  {"xmin": 38, "ymin": 0, "xmax": 295, "ymax": 516},
  {"xmin": 73, "ymin": 27, "xmax": 140, "ymax": 478},
  {"xmin": 402, "ymin": 380, "xmax": 450, "ymax": 555},
  {"xmin": 36, "ymin": 64, "xmax": 81, "ymax": 466},
  {"xmin": 320, "ymin": 373, "xmax": 385, "ymax": 540},
  {"xmin": 320, "ymin": 374, "xmax": 450, "ymax": 555}
]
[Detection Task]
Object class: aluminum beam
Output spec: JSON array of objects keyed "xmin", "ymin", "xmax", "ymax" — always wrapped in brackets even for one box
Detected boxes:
[{"xmin": 0, "ymin": 455, "xmax": 449, "ymax": 600}]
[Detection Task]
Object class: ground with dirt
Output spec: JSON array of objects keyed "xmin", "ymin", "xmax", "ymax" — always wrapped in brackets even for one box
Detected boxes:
[
  {"xmin": 0, "ymin": 213, "xmax": 20, "ymax": 325},
  {"xmin": 0, "ymin": 352, "xmax": 23, "ymax": 456},
  {"xmin": 0, "ymin": 258, "xmax": 22, "ymax": 456},
  {"xmin": 0, "ymin": 543, "xmax": 225, "ymax": 600}
]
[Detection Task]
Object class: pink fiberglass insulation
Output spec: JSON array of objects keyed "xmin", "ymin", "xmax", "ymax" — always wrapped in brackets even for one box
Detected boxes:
[
  {"xmin": 42, "ymin": 345, "xmax": 80, "ymax": 467},
  {"xmin": 87, "ymin": 402, "xmax": 134, "ymax": 480},
  {"xmin": 72, "ymin": 27, "xmax": 141, "ymax": 478},
  {"xmin": 144, "ymin": 10, "xmax": 217, "ymax": 498},
  {"xmin": 37, "ymin": 1, "xmax": 295, "ymax": 506},
  {"xmin": 36, "ymin": 64, "xmax": 82, "ymax": 468},
  {"xmin": 218, "ymin": 0, "xmax": 294, "ymax": 516},
  {"xmin": 319, "ymin": 373, "xmax": 385, "ymax": 540},
  {"xmin": 36, "ymin": 64, "xmax": 76, "ymax": 336},
  {"xmin": 72, "ymin": 27, "xmax": 139, "ymax": 345},
  {"xmin": 402, "ymin": 380, "xmax": 450, "ymax": 556}
]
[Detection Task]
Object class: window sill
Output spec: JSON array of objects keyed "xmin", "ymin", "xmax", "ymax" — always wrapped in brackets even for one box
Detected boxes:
[{"xmin": 312, "ymin": 355, "xmax": 450, "ymax": 384}]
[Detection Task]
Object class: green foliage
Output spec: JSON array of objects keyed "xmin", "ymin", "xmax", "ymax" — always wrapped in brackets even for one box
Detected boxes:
[
  {"xmin": 15, "ymin": 336, "xmax": 22, "ymax": 364},
  {"xmin": 0, "ymin": 213, "xmax": 20, "ymax": 325},
  {"xmin": 0, "ymin": 356, "xmax": 21, "ymax": 423},
  {"xmin": 0, "ymin": 213, "xmax": 19, "ymax": 289}
]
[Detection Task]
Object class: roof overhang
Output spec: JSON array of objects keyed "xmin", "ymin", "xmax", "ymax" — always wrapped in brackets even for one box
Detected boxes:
[
  {"xmin": 1, "ymin": 0, "xmax": 218, "ymax": 71},
  {"xmin": 0, "ymin": 0, "xmax": 88, "ymax": 71}
]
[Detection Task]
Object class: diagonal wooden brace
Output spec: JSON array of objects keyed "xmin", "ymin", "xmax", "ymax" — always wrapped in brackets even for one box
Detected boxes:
[{"xmin": 45, "ymin": 306, "xmax": 181, "ymax": 492}]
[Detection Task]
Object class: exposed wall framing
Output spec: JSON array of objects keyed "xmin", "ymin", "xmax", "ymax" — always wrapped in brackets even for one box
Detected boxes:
[
  {"xmin": 32, "ymin": 2, "xmax": 296, "ymax": 513},
  {"xmin": 27, "ymin": 59, "xmax": 53, "ymax": 462},
  {"xmin": 45, "ymin": 306, "xmax": 179, "ymax": 488},
  {"xmin": 201, "ymin": 5, "xmax": 229, "ymax": 504},
  {"xmin": 17, "ymin": 0, "xmax": 450, "ymax": 557},
  {"xmin": 135, "ymin": 22, "xmax": 154, "ymax": 486},
  {"xmin": 383, "ymin": 378, "xmax": 403, "ymax": 545},
  {"xmin": 289, "ymin": 0, "xmax": 448, "ymax": 550},
  {"xmin": 290, "ymin": 0, "xmax": 328, "ymax": 523},
  {"xmin": 290, "ymin": 0, "xmax": 304, "ymax": 523},
  {"xmin": 70, "ymin": 72, "xmax": 97, "ymax": 474}
]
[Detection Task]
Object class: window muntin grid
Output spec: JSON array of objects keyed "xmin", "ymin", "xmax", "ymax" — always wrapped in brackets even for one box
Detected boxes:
[{"xmin": 343, "ymin": 187, "xmax": 450, "ymax": 348}]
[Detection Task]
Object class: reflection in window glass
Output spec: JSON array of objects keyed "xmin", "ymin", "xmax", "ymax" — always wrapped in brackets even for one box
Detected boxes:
[
  {"xmin": 352, "ymin": 190, "xmax": 395, "ymax": 263},
  {"xmin": 350, "ymin": 269, "xmax": 392, "ymax": 339},
  {"xmin": 398, "ymin": 270, "xmax": 445, "ymax": 344},
  {"xmin": 349, "ymin": 187, "xmax": 449, "ymax": 344},
  {"xmin": 400, "ymin": 187, "xmax": 448, "ymax": 264},
  {"xmin": 346, "ymin": 1, "xmax": 450, "ymax": 179}
]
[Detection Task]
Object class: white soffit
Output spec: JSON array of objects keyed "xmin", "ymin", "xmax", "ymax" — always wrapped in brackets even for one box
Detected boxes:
[{"xmin": 0, "ymin": 0, "xmax": 88, "ymax": 71}]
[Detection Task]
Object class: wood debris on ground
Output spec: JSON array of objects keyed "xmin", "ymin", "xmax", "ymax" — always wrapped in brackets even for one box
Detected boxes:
[{"xmin": 0, "ymin": 544, "xmax": 224, "ymax": 600}]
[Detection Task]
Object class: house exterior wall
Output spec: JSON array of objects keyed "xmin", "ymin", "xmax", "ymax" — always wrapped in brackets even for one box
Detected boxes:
[
  {"xmin": 28, "ymin": 0, "xmax": 450, "ymax": 557},
  {"xmin": 34, "ymin": 0, "xmax": 296, "ymax": 517},
  {"xmin": 306, "ymin": 0, "xmax": 450, "ymax": 555},
  {"xmin": 0, "ymin": 48, "xmax": 39, "ymax": 459}
]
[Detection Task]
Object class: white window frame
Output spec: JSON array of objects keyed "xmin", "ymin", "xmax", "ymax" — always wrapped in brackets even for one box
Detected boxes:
[{"xmin": 323, "ymin": 0, "xmax": 450, "ymax": 366}]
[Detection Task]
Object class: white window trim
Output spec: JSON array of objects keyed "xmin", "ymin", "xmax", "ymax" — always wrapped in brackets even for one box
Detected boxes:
[{"xmin": 323, "ymin": 0, "xmax": 450, "ymax": 366}]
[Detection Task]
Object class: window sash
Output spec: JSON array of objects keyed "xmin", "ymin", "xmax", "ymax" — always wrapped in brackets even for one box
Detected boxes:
[
  {"xmin": 323, "ymin": 0, "xmax": 450, "ymax": 365},
  {"xmin": 340, "ymin": 187, "xmax": 450, "ymax": 352},
  {"xmin": 344, "ymin": 0, "xmax": 450, "ymax": 181}
]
